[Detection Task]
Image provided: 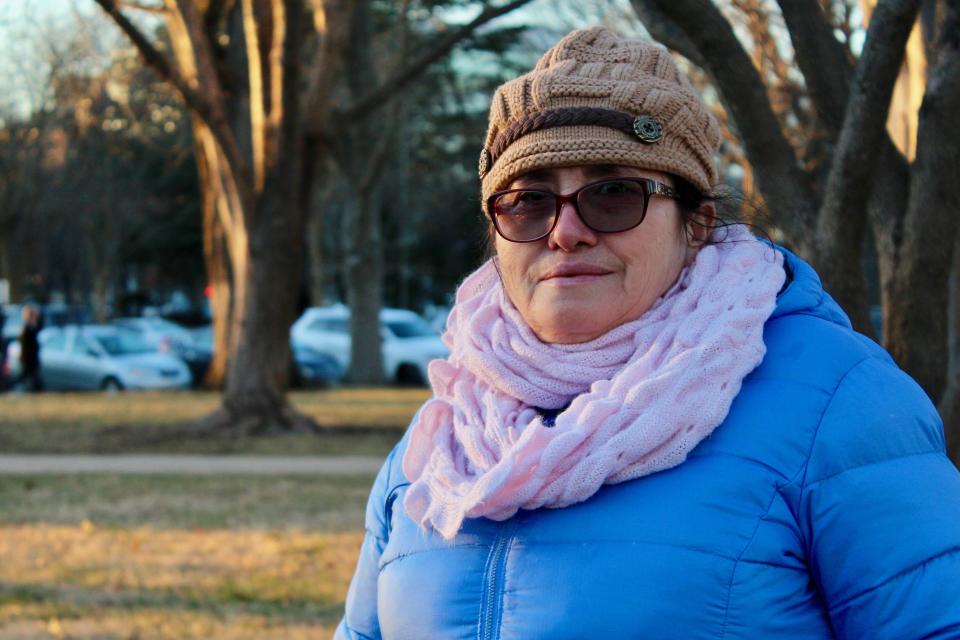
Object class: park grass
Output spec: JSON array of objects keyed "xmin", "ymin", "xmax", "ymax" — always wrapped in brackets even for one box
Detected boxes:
[
  {"xmin": 0, "ymin": 473, "xmax": 377, "ymax": 638},
  {"xmin": 0, "ymin": 391, "xmax": 407, "ymax": 636},
  {"xmin": 0, "ymin": 388, "xmax": 429, "ymax": 455},
  {"xmin": 0, "ymin": 474, "xmax": 376, "ymax": 530},
  {"xmin": 0, "ymin": 524, "xmax": 363, "ymax": 638}
]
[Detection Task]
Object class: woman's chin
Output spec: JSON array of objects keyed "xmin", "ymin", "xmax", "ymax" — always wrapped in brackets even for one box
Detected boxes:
[{"xmin": 529, "ymin": 309, "xmax": 616, "ymax": 344}]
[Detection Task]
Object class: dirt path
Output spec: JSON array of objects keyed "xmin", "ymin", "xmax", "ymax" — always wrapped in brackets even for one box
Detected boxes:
[{"xmin": 0, "ymin": 454, "xmax": 384, "ymax": 475}]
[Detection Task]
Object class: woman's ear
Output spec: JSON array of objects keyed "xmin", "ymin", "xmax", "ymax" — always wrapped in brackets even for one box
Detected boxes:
[{"xmin": 686, "ymin": 200, "xmax": 716, "ymax": 248}]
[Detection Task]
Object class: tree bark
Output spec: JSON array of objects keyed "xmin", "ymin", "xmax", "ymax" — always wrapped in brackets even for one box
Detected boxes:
[
  {"xmin": 892, "ymin": 0, "xmax": 960, "ymax": 401},
  {"xmin": 341, "ymin": 157, "xmax": 386, "ymax": 384},
  {"xmin": 866, "ymin": 150, "xmax": 910, "ymax": 341},
  {"xmin": 307, "ymin": 194, "xmax": 328, "ymax": 307},
  {"xmin": 197, "ymin": 128, "xmax": 231, "ymax": 388},
  {"xmin": 942, "ymin": 231, "xmax": 960, "ymax": 465},
  {"xmin": 213, "ymin": 0, "xmax": 314, "ymax": 432},
  {"xmin": 776, "ymin": 0, "xmax": 854, "ymax": 134},
  {"xmin": 814, "ymin": 0, "xmax": 922, "ymax": 336},
  {"xmin": 630, "ymin": 0, "xmax": 707, "ymax": 68}
]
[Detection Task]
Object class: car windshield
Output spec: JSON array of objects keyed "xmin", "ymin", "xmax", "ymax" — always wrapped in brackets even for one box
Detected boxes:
[
  {"xmin": 91, "ymin": 330, "xmax": 154, "ymax": 355},
  {"xmin": 385, "ymin": 318, "xmax": 436, "ymax": 338},
  {"xmin": 308, "ymin": 317, "xmax": 349, "ymax": 334},
  {"xmin": 147, "ymin": 317, "xmax": 186, "ymax": 332}
]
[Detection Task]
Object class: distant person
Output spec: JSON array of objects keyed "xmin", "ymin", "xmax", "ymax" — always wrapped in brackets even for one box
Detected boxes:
[
  {"xmin": 337, "ymin": 27, "xmax": 960, "ymax": 639},
  {"xmin": 13, "ymin": 304, "xmax": 43, "ymax": 392}
]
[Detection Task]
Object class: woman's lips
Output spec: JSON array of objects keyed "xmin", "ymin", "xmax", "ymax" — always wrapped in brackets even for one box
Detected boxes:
[{"xmin": 540, "ymin": 263, "xmax": 613, "ymax": 283}]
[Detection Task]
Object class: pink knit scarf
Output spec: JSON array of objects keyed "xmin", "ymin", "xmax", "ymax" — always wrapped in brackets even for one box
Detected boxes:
[{"xmin": 402, "ymin": 225, "xmax": 785, "ymax": 540}]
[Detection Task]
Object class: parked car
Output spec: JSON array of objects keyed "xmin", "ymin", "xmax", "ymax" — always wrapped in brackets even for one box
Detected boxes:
[
  {"xmin": 290, "ymin": 342, "xmax": 345, "ymax": 387},
  {"xmin": 112, "ymin": 316, "xmax": 195, "ymax": 351},
  {"xmin": 112, "ymin": 316, "xmax": 210, "ymax": 382},
  {"xmin": 189, "ymin": 325, "xmax": 343, "ymax": 387},
  {"xmin": 6, "ymin": 324, "xmax": 191, "ymax": 391},
  {"xmin": 181, "ymin": 325, "xmax": 215, "ymax": 383},
  {"xmin": 2, "ymin": 304, "xmax": 24, "ymax": 344},
  {"xmin": 290, "ymin": 305, "xmax": 449, "ymax": 385}
]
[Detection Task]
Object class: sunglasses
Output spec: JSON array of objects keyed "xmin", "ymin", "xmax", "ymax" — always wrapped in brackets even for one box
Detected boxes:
[{"xmin": 486, "ymin": 177, "xmax": 679, "ymax": 243}]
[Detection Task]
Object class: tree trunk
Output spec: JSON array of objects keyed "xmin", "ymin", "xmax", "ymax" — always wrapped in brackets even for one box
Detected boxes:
[
  {"xmin": 331, "ymin": 0, "xmax": 387, "ymax": 385},
  {"xmin": 91, "ymin": 269, "xmax": 111, "ymax": 323},
  {"xmin": 197, "ymin": 130, "xmax": 231, "ymax": 388},
  {"xmin": 306, "ymin": 167, "xmax": 336, "ymax": 307},
  {"xmin": 200, "ymin": 0, "xmax": 317, "ymax": 433},
  {"xmin": 217, "ymin": 176, "xmax": 311, "ymax": 432},
  {"xmin": 940, "ymin": 232, "xmax": 960, "ymax": 465},
  {"xmin": 814, "ymin": 0, "xmax": 922, "ymax": 337},
  {"xmin": 341, "ymin": 152, "xmax": 386, "ymax": 384},
  {"xmin": 888, "ymin": 1, "xmax": 960, "ymax": 401},
  {"xmin": 307, "ymin": 208, "xmax": 327, "ymax": 307}
]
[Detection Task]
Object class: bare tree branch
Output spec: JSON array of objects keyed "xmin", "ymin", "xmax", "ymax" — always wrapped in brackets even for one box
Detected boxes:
[
  {"xmin": 776, "ymin": 0, "xmax": 853, "ymax": 133},
  {"xmin": 779, "ymin": 0, "xmax": 912, "ymax": 287},
  {"xmin": 629, "ymin": 0, "xmax": 707, "ymax": 68},
  {"xmin": 171, "ymin": 0, "xmax": 251, "ymax": 186},
  {"xmin": 93, "ymin": 0, "xmax": 214, "ymax": 122},
  {"xmin": 634, "ymin": 0, "xmax": 819, "ymax": 248},
  {"xmin": 334, "ymin": 0, "xmax": 536, "ymax": 124},
  {"xmin": 815, "ymin": 0, "xmax": 922, "ymax": 330},
  {"xmin": 96, "ymin": 0, "xmax": 253, "ymax": 202},
  {"xmin": 303, "ymin": 0, "xmax": 351, "ymax": 138}
]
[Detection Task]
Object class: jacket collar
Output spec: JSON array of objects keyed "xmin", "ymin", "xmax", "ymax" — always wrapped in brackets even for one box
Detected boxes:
[{"xmin": 768, "ymin": 243, "xmax": 852, "ymax": 329}]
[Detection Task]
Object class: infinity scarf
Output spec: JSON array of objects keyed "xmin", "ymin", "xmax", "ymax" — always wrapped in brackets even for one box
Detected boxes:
[{"xmin": 402, "ymin": 225, "xmax": 785, "ymax": 540}]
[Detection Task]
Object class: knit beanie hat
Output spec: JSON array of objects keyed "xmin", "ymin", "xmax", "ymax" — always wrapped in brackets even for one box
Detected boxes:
[{"xmin": 479, "ymin": 26, "xmax": 722, "ymax": 204}]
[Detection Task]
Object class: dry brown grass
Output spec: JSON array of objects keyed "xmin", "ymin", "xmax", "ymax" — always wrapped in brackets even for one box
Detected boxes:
[
  {"xmin": 0, "ymin": 390, "xmax": 411, "ymax": 635},
  {"xmin": 0, "ymin": 473, "xmax": 378, "ymax": 637},
  {"xmin": 0, "ymin": 524, "xmax": 362, "ymax": 638},
  {"xmin": 0, "ymin": 388, "xmax": 429, "ymax": 455},
  {"xmin": 0, "ymin": 474, "xmax": 375, "ymax": 530}
]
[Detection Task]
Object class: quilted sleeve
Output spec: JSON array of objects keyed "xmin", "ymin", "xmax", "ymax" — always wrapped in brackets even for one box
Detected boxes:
[
  {"xmin": 334, "ymin": 443, "xmax": 404, "ymax": 640},
  {"xmin": 798, "ymin": 357, "xmax": 960, "ymax": 639}
]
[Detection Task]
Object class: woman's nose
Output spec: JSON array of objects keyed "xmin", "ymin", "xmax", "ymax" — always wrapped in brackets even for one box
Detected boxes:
[{"xmin": 548, "ymin": 200, "xmax": 598, "ymax": 251}]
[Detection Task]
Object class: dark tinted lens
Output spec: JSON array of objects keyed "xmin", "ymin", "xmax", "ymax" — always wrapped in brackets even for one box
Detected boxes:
[
  {"xmin": 578, "ymin": 179, "xmax": 648, "ymax": 232},
  {"xmin": 493, "ymin": 190, "xmax": 556, "ymax": 241}
]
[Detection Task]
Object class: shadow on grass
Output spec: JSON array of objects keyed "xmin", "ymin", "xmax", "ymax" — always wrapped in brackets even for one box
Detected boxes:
[
  {"xmin": 0, "ymin": 421, "xmax": 404, "ymax": 456},
  {"xmin": 0, "ymin": 390, "xmax": 422, "ymax": 455},
  {"xmin": 0, "ymin": 581, "xmax": 345, "ymax": 625}
]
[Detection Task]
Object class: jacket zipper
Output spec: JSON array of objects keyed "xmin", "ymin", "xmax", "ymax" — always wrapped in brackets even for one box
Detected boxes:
[{"xmin": 478, "ymin": 526, "xmax": 514, "ymax": 640}]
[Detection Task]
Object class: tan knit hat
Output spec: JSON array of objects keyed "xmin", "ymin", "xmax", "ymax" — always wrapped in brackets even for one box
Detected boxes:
[{"xmin": 479, "ymin": 26, "xmax": 721, "ymax": 205}]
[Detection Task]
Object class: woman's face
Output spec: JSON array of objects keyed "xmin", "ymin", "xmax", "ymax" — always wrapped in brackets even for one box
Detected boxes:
[{"xmin": 493, "ymin": 164, "xmax": 696, "ymax": 344}]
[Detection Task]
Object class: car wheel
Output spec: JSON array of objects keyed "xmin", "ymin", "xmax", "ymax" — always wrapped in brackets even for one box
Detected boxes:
[
  {"xmin": 396, "ymin": 364, "xmax": 425, "ymax": 387},
  {"xmin": 101, "ymin": 377, "xmax": 124, "ymax": 393}
]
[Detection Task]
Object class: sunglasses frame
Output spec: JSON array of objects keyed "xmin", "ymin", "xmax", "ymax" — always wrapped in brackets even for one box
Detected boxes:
[{"xmin": 486, "ymin": 177, "xmax": 678, "ymax": 243}]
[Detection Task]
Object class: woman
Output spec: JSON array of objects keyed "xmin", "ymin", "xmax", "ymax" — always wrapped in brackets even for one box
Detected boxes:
[{"xmin": 337, "ymin": 27, "xmax": 960, "ymax": 639}]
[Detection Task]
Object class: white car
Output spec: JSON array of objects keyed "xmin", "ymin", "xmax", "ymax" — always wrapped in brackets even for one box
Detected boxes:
[
  {"xmin": 6, "ymin": 324, "xmax": 191, "ymax": 391},
  {"xmin": 112, "ymin": 316, "xmax": 195, "ymax": 353},
  {"xmin": 290, "ymin": 305, "xmax": 448, "ymax": 385}
]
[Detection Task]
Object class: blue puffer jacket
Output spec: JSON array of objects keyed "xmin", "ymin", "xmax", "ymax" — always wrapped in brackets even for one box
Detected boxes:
[{"xmin": 337, "ymin": 248, "xmax": 960, "ymax": 639}]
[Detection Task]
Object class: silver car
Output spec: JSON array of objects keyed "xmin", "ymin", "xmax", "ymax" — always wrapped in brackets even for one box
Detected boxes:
[
  {"xmin": 7, "ymin": 324, "xmax": 191, "ymax": 391},
  {"xmin": 290, "ymin": 305, "xmax": 448, "ymax": 385}
]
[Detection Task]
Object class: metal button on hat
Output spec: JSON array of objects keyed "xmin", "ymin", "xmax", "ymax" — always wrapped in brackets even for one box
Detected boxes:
[
  {"xmin": 478, "ymin": 148, "xmax": 491, "ymax": 178},
  {"xmin": 633, "ymin": 115, "xmax": 663, "ymax": 143}
]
